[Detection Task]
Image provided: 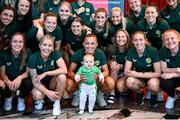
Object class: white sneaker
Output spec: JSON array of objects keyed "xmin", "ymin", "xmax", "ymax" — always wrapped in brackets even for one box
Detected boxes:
[
  {"xmin": 4, "ymin": 97, "xmax": 12, "ymax": 111},
  {"xmin": 145, "ymin": 91, "xmax": 151, "ymax": 100},
  {"xmin": 52, "ymin": 102, "xmax": 61, "ymax": 116},
  {"xmin": 165, "ymin": 96, "xmax": 175, "ymax": 109},
  {"xmin": 17, "ymin": 97, "xmax": 25, "ymax": 112},
  {"xmin": 96, "ymin": 91, "xmax": 107, "ymax": 107},
  {"xmin": 34, "ymin": 100, "xmax": 43, "ymax": 110},
  {"xmin": 71, "ymin": 91, "xmax": 79, "ymax": 107}
]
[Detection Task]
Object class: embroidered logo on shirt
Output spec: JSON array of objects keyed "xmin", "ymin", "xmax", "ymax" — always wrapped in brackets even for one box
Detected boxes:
[
  {"xmin": 94, "ymin": 60, "xmax": 100, "ymax": 67},
  {"xmin": 146, "ymin": 57, "xmax": 152, "ymax": 64},
  {"xmin": 165, "ymin": 15, "xmax": 170, "ymax": 19},
  {"xmin": 156, "ymin": 30, "xmax": 161, "ymax": 37},
  {"xmin": 86, "ymin": 8, "xmax": 90, "ymax": 13},
  {"xmin": 51, "ymin": 60, "xmax": 54, "ymax": 66},
  {"xmin": 37, "ymin": 65, "xmax": 43, "ymax": 69},
  {"xmin": 132, "ymin": 59, "xmax": 137, "ymax": 62},
  {"xmin": 6, "ymin": 62, "xmax": 11, "ymax": 66},
  {"xmin": 165, "ymin": 59, "xmax": 170, "ymax": 63}
]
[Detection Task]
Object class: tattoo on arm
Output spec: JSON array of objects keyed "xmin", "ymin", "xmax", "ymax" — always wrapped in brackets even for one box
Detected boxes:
[{"xmin": 30, "ymin": 69, "xmax": 37, "ymax": 81}]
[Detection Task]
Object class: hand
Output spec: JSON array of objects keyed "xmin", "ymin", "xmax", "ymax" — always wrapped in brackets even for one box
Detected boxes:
[
  {"xmin": 161, "ymin": 73, "xmax": 173, "ymax": 79},
  {"xmin": 125, "ymin": 70, "xmax": 137, "ymax": 77},
  {"xmin": 177, "ymin": 68, "xmax": 180, "ymax": 74},
  {"xmin": 11, "ymin": 76, "xmax": 22, "ymax": 91},
  {"xmin": 6, "ymin": 80, "xmax": 14, "ymax": 91},
  {"xmin": 35, "ymin": 73, "xmax": 46, "ymax": 83},
  {"xmin": 93, "ymin": 73, "xmax": 98, "ymax": 81},
  {"xmin": 109, "ymin": 61, "xmax": 121, "ymax": 72},
  {"xmin": 99, "ymin": 73, "xmax": 104, "ymax": 84},
  {"xmin": 46, "ymin": 90, "xmax": 60, "ymax": 101},
  {"xmin": 77, "ymin": 7, "xmax": 85, "ymax": 15},
  {"xmin": 36, "ymin": 27, "xmax": 44, "ymax": 41},
  {"xmin": 80, "ymin": 74, "xmax": 87, "ymax": 82},
  {"xmin": 0, "ymin": 80, "xmax": 5, "ymax": 89}
]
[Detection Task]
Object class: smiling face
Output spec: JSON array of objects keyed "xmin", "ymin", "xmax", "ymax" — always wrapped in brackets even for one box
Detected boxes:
[
  {"xmin": 59, "ymin": 3, "xmax": 71, "ymax": 20},
  {"xmin": 83, "ymin": 35, "xmax": 98, "ymax": 55},
  {"xmin": 83, "ymin": 55, "xmax": 94, "ymax": 69},
  {"xmin": 11, "ymin": 34, "xmax": 24, "ymax": 54},
  {"xmin": 145, "ymin": 6, "xmax": 158, "ymax": 24},
  {"xmin": 0, "ymin": 9, "xmax": 14, "ymax": 25},
  {"xmin": 44, "ymin": 16, "xmax": 57, "ymax": 33},
  {"xmin": 128, "ymin": 0, "xmax": 141, "ymax": 12},
  {"xmin": 39, "ymin": 36, "xmax": 54, "ymax": 59},
  {"xmin": 71, "ymin": 21, "xmax": 83, "ymax": 36},
  {"xmin": 132, "ymin": 32, "xmax": 146, "ymax": 51},
  {"xmin": 163, "ymin": 30, "xmax": 180, "ymax": 50},
  {"xmin": 166, "ymin": 0, "xmax": 177, "ymax": 7},
  {"xmin": 18, "ymin": 0, "xmax": 30, "ymax": 16},
  {"xmin": 95, "ymin": 11, "xmax": 107, "ymax": 27},
  {"xmin": 111, "ymin": 10, "xmax": 122, "ymax": 25},
  {"xmin": 116, "ymin": 30, "xmax": 128, "ymax": 47}
]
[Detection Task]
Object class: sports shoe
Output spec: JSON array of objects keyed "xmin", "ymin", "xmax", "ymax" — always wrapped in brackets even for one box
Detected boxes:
[
  {"xmin": 135, "ymin": 92, "xmax": 144, "ymax": 105},
  {"xmin": 96, "ymin": 91, "xmax": 107, "ymax": 107},
  {"xmin": 52, "ymin": 101, "xmax": 61, "ymax": 116},
  {"xmin": 165, "ymin": 96, "xmax": 175, "ymax": 109},
  {"xmin": 4, "ymin": 97, "xmax": 12, "ymax": 111},
  {"xmin": 34, "ymin": 100, "xmax": 43, "ymax": 110},
  {"xmin": 17, "ymin": 97, "xmax": 25, "ymax": 112},
  {"xmin": 71, "ymin": 91, "xmax": 79, "ymax": 107},
  {"xmin": 88, "ymin": 109, "xmax": 94, "ymax": 114},
  {"xmin": 78, "ymin": 110, "xmax": 84, "ymax": 116},
  {"xmin": 148, "ymin": 94, "xmax": 158, "ymax": 107},
  {"xmin": 145, "ymin": 91, "xmax": 151, "ymax": 100}
]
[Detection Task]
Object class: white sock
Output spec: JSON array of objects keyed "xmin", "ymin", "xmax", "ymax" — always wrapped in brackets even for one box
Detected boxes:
[{"xmin": 54, "ymin": 100, "xmax": 60, "ymax": 106}]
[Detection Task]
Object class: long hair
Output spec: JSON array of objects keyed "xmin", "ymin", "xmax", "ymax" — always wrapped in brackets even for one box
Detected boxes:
[
  {"xmin": 111, "ymin": 7, "xmax": 127, "ymax": 30},
  {"xmin": 10, "ymin": 32, "xmax": 28, "ymax": 70},
  {"xmin": 15, "ymin": 0, "xmax": 33, "ymax": 32}
]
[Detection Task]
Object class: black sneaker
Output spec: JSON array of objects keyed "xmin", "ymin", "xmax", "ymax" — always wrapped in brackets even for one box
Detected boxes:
[
  {"xmin": 135, "ymin": 92, "xmax": 144, "ymax": 105},
  {"xmin": 148, "ymin": 94, "xmax": 158, "ymax": 107}
]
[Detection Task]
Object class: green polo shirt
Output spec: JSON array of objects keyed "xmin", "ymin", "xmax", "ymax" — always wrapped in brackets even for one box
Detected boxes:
[
  {"xmin": 137, "ymin": 19, "xmax": 170, "ymax": 49},
  {"xmin": 108, "ymin": 17, "xmax": 137, "ymax": 37},
  {"xmin": 27, "ymin": 50, "xmax": 61, "ymax": 75},
  {"xmin": 0, "ymin": 24, "xmax": 16, "ymax": 42},
  {"xmin": 160, "ymin": 47, "xmax": 180, "ymax": 68},
  {"xmin": 77, "ymin": 66, "xmax": 101, "ymax": 85},
  {"xmin": 127, "ymin": 5, "xmax": 146, "ymax": 25},
  {"xmin": 32, "ymin": 1, "xmax": 41, "ymax": 20},
  {"xmin": 71, "ymin": 48, "xmax": 107, "ymax": 70},
  {"xmin": 126, "ymin": 46, "xmax": 160, "ymax": 72},
  {"xmin": 25, "ymin": 25, "xmax": 63, "ymax": 52},
  {"xmin": 71, "ymin": 2, "xmax": 95, "ymax": 25},
  {"xmin": 57, "ymin": 16, "xmax": 74, "ymax": 45},
  {"xmin": 0, "ymin": 49, "xmax": 31, "ymax": 80},
  {"xmin": 160, "ymin": 2, "xmax": 180, "ymax": 32},
  {"xmin": 87, "ymin": 21, "xmax": 111, "ymax": 48},
  {"xmin": 43, "ymin": 0, "xmax": 63, "ymax": 16},
  {"xmin": 65, "ymin": 30, "xmax": 87, "ymax": 51}
]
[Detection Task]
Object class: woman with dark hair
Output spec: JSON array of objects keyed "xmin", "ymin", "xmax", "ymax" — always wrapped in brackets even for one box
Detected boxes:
[
  {"xmin": 0, "ymin": 5, "xmax": 16, "ymax": 50},
  {"xmin": 127, "ymin": 0, "xmax": 146, "ymax": 25},
  {"xmin": 0, "ymin": 32, "xmax": 33, "ymax": 112},
  {"xmin": 124, "ymin": 31, "xmax": 161, "ymax": 107},
  {"xmin": 107, "ymin": 29, "xmax": 132, "ymax": 104},
  {"xmin": 137, "ymin": 3, "xmax": 170, "ymax": 49},
  {"xmin": 14, "ymin": 0, "xmax": 33, "ymax": 33},
  {"xmin": 160, "ymin": 0, "xmax": 180, "ymax": 32}
]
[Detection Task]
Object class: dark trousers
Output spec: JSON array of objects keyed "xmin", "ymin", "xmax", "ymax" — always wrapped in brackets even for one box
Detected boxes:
[
  {"xmin": 4, "ymin": 78, "xmax": 33, "ymax": 98},
  {"xmin": 160, "ymin": 78, "xmax": 180, "ymax": 98}
]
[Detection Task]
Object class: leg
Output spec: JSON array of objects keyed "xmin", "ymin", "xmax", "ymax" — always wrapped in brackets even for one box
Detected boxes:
[
  {"xmin": 88, "ymin": 86, "xmax": 97, "ymax": 113},
  {"xmin": 116, "ymin": 76, "xmax": 128, "ymax": 93},
  {"xmin": 79, "ymin": 85, "xmax": 87, "ymax": 115}
]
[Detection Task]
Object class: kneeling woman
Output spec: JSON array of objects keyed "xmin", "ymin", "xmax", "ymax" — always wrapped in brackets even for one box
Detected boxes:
[
  {"xmin": 0, "ymin": 32, "xmax": 33, "ymax": 112},
  {"xmin": 124, "ymin": 31, "xmax": 161, "ymax": 107},
  {"xmin": 27, "ymin": 35, "xmax": 67, "ymax": 116}
]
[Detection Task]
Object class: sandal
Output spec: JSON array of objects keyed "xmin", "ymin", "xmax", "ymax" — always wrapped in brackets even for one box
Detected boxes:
[{"xmin": 107, "ymin": 95, "xmax": 115, "ymax": 104}]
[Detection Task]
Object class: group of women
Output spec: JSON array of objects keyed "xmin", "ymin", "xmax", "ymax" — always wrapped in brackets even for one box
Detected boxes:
[{"xmin": 0, "ymin": 0, "xmax": 179, "ymax": 116}]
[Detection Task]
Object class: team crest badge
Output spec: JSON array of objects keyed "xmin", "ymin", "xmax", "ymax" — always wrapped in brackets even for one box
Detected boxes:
[
  {"xmin": 6, "ymin": 62, "xmax": 11, "ymax": 66},
  {"xmin": 156, "ymin": 30, "xmax": 161, "ymax": 37},
  {"xmin": 146, "ymin": 58, "xmax": 152, "ymax": 64},
  {"xmin": 86, "ymin": 8, "xmax": 90, "ymax": 13},
  {"xmin": 94, "ymin": 60, "xmax": 100, "ymax": 67}
]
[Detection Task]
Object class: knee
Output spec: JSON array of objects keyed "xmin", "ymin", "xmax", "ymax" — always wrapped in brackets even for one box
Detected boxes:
[
  {"xmin": 66, "ymin": 78, "xmax": 76, "ymax": 93},
  {"xmin": 32, "ymin": 88, "xmax": 44, "ymax": 100},
  {"xmin": 105, "ymin": 76, "xmax": 115, "ymax": 90},
  {"xmin": 148, "ymin": 79, "xmax": 160, "ymax": 92},
  {"xmin": 126, "ymin": 77, "xmax": 136, "ymax": 89},
  {"xmin": 57, "ymin": 74, "xmax": 67, "ymax": 83}
]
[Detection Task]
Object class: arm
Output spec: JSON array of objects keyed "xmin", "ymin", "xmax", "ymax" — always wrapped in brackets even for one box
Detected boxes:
[
  {"xmin": 67, "ymin": 62, "xmax": 77, "ymax": 80},
  {"xmin": 67, "ymin": 44, "xmax": 75, "ymax": 56},
  {"xmin": 74, "ymin": 74, "xmax": 81, "ymax": 82},
  {"xmin": 101, "ymin": 64, "xmax": 109, "ymax": 78},
  {"xmin": 55, "ymin": 41, "xmax": 61, "ymax": 51}
]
